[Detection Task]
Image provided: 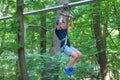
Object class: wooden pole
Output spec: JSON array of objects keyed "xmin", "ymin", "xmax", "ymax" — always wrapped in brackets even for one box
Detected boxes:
[{"xmin": 16, "ymin": 0, "xmax": 29, "ymax": 79}]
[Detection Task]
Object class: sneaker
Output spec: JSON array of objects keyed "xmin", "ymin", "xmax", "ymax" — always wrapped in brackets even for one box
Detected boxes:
[
  {"xmin": 64, "ymin": 68, "xmax": 71, "ymax": 77},
  {"xmin": 69, "ymin": 67, "xmax": 75, "ymax": 74}
]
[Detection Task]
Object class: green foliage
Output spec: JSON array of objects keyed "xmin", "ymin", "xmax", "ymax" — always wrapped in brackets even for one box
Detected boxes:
[
  {"xmin": 0, "ymin": 0, "xmax": 120, "ymax": 80},
  {"xmin": 0, "ymin": 52, "xmax": 18, "ymax": 80},
  {"xmin": 0, "ymin": 52, "xmax": 101, "ymax": 80}
]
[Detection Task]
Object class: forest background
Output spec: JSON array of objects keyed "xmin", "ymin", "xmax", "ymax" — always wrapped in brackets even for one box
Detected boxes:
[{"xmin": 0, "ymin": 0, "xmax": 120, "ymax": 80}]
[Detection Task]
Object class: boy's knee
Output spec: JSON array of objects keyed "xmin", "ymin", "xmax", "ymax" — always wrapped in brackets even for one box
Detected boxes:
[
  {"xmin": 71, "ymin": 53, "xmax": 78, "ymax": 59},
  {"xmin": 76, "ymin": 52, "xmax": 82, "ymax": 60},
  {"xmin": 78, "ymin": 52, "xmax": 82, "ymax": 57}
]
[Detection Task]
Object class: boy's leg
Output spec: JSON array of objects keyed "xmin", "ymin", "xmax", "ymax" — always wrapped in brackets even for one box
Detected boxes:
[
  {"xmin": 67, "ymin": 46, "xmax": 82, "ymax": 67},
  {"xmin": 76, "ymin": 51, "xmax": 82, "ymax": 62},
  {"xmin": 67, "ymin": 52, "xmax": 79, "ymax": 68},
  {"xmin": 63, "ymin": 46, "xmax": 78, "ymax": 77},
  {"xmin": 63, "ymin": 45, "xmax": 82, "ymax": 76},
  {"xmin": 70, "ymin": 46, "xmax": 82, "ymax": 62},
  {"xmin": 64, "ymin": 52, "xmax": 78, "ymax": 77},
  {"xmin": 63, "ymin": 46, "xmax": 82, "ymax": 67}
]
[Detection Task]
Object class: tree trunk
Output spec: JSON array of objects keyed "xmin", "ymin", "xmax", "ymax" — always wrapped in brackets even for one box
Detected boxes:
[
  {"xmin": 40, "ymin": 13, "xmax": 46, "ymax": 54},
  {"xmin": 49, "ymin": 0, "xmax": 69, "ymax": 55},
  {"xmin": 16, "ymin": 0, "xmax": 29, "ymax": 80},
  {"xmin": 49, "ymin": 0, "xmax": 69, "ymax": 80},
  {"xmin": 93, "ymin": 3, "xmax": 108, "ymax": 80},
  {"xmin": 40, "ymin": 13, "xmax": 47, "ymax": 80}
]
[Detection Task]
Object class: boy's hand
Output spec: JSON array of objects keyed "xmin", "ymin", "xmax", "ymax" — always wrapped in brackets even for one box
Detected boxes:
[
  {"xmin": 58, "ymin": 22, "xmax": 64, "ymax": 29},
  {"xmin": 59, "ymin": 22, "xmax": 63, "ymax": 26}
]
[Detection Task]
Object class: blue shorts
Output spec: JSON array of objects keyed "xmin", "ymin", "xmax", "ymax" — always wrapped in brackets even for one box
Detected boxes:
[{"xmin": 61, "ymin": 45, "xmax": 79, "ymax": 56}]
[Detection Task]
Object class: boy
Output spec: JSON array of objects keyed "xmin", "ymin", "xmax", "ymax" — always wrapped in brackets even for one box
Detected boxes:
[{"xmin": 55, "ymin": 11, "xmax": 82, "ymax": 77}]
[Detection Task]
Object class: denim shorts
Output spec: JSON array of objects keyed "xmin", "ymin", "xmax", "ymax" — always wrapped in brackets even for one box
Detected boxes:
[{"xmin": 61, "ymin": 45, "xmax": 79, "ymax": 56}]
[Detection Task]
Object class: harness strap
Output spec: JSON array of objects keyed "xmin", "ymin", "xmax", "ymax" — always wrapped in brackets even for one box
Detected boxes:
[
  {"xmin": 61, "ymin": 36, "xmax": 68, "ymax": 45},
  {"xmin": 61, "ymin": 37, "xmax": 68, "ymax": 41},
  {"xmin": 61, "ymin": 45, "xmax": 66, "ymax": 52}
]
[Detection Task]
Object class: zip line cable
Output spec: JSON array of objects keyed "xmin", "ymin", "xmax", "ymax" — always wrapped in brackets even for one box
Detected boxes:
[{"xmin": 0, "ymin": 0, "xmax": 101, "ymax": 21}]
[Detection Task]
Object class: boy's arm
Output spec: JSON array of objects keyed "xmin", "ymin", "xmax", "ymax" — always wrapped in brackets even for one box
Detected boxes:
[{"xmin": 68, "ymin": 16, "xmax": 74, "ymax": 30}]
